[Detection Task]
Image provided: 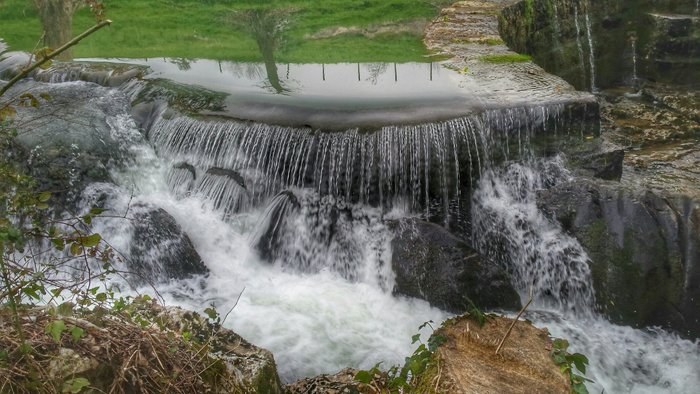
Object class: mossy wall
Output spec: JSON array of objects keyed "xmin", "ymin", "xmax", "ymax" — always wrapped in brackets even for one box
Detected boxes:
[{"xmin": 499, "ymin": 0, "xmax": 700, "ymax": 90}]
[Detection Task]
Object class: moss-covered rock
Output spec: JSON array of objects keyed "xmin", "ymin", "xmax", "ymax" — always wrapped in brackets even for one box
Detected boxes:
[{"xmin": 537, "ymin": 178, "xmax": 700, "ymax": 338}]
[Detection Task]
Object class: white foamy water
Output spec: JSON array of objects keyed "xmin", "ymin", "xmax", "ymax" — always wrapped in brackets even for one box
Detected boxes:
[
  {"xmin": 72, "ymin": 84, "xmax": 698, "ymax": 390},
  {"xmin": 85, "ymin": 112, "xmax": 447, "ymax": 381},
  {"xmin": 473, "ymin": 157, "xmax": 700, "ymax": 393},
  {"xmin": 531, "ymin": 312, "xmax": 700, "ymax": 394}
]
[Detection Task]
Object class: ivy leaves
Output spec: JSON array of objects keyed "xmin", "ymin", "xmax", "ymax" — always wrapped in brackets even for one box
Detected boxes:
[{"xmin": 551, "ymin": 338, "xmax": 592, "ymax": 394}]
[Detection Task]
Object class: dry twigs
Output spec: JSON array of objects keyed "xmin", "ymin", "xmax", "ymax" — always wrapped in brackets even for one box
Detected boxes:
[
  {"xmin": 495, "ymin": 286, "xmax": 534, "ymax": 355},
  {"xmin": 0, "ymin": 303, "xmax": 242, "ymax": 394}
]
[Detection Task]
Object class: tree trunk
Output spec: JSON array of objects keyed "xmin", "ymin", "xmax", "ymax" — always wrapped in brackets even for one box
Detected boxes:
[{"xmin": 34, "ymin": 0, "xmax": 80, "ymax": 60}]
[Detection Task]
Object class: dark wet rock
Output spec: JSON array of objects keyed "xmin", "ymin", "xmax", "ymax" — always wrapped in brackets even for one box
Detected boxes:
[
  {"xmin": 538, "ymin": 178, "xmax": 700, "ymax": 338},
  {"xmin": 131, "ymin": 101, "xmax": 167, "ymax": 135},
  {"xmin": 175, "ymin": 162, "xmax": 197, "ymax": 178},
  {"xmin": 129, "ymin": 203, "xmax": 208, "ymax": 284},
  {"xmin": 568, "ymin": 146, "xmax": 625, "ymax": 181},
  {"xmin": 206, "ymin": 167, "xmax": 246, "ymax": 189},
  {"xmin": 252, "ymin": 191, "xmax": 300, "ymax": 262},
  {"xmin": 390, "ymin": 218, "xmax": 521, "ymax": 313}
]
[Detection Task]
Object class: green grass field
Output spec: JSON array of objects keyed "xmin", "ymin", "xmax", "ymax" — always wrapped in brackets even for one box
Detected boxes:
[{"xmin": 0, "ymin": 0, "xmax": 449, "ymax": 62}]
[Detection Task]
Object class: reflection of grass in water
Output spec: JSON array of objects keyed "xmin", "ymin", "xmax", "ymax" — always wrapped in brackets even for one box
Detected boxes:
[{"xmin": 0, "ymin": 0, "xmax": 446, "ymax": 62}]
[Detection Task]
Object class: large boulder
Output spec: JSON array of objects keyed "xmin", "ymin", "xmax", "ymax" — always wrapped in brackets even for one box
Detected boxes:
[
  {"xmin": 128, "ymin": 203, "xmax": 209, "ymax": 284},
  {"xmin": 7, "ymin": 80, "xmax": 140, "ymax": 209},
  {"xmin": 538, "ymin": 178, "xmax": 700, "ymax": 338},
  {"xmin": 390, "ymin": 219, "xmax": 521, "ymax": 313},
  {"xmin": 81, "ymin": 184, "xmax": 208, "ymax": 285}
]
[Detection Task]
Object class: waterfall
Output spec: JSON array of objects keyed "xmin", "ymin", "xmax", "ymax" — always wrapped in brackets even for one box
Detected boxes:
[
  {"xmin": 584, "ymin": 10, "xmax": 598, "ymax": 92},
  {"xmin": 574, "ymin": 6, "xmax": 588, "ymax": 89},
  {"xmin": 470, "ymin": 156, "xmax": 700, "ymax": 393},
  {"xmin": 630, "ymin": 34, "xmax": 638, "ymax": 87},
  {"xmin": 471, "ymin": 157, "xmax": 595, "ymax": 315},
  {"xmin": 149, "ymin": 104, "xmax": 573, "ymax": 221},
  {"xmin": 550, "ymin": 2, "xmax": 563, "ymax": 62},
  {"xmin": 17, "ymin": 68, "xmax": 696, "ymax": 391}
]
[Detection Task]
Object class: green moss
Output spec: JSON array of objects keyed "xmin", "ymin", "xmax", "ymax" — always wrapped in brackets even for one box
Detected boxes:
[
  {"xmin": 523, "ymin": 0, "xmax": 535, "ymax": 28},
  {"xmin": 480, "ymin": 53, "xmax": 532, "ymax": 63},
  {"xmin": 451, "ymin": 37, "xmax": 504, "ymax": 45}
]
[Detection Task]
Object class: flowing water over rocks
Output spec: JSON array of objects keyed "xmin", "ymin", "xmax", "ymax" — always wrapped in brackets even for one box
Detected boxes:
[{"xmin": 2, "ymin": 4, "xmax": 699, "ymax": 390}]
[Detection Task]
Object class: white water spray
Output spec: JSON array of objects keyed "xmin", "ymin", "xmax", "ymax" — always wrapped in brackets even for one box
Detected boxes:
[
  {"xmin": 574, "ymin": 6, "xmax": 588, "ymax": 89},
  {"xmin": 471, "ymin": 157, "xmax": 700, "ymax": 393},
  {"xmin": 584, "ymin": 10, "xmax": 597, "ymax": 92}
]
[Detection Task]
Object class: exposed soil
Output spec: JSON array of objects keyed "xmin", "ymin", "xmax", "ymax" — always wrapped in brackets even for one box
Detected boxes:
[{"xmin": 431, "ymin": 315, "xmax": 569, "ymax": 394}]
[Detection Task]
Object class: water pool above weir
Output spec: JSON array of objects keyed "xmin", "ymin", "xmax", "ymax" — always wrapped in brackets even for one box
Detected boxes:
[{"xmin": 61, "ymin": 57, "xmax": 599, "ymax": 132}]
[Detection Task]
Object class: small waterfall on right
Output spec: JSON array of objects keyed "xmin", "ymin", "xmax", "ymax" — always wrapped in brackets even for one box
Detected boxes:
[
  {"xmin": 630, "ymin": 32, "xmax": 639, "ymax": 87},
  {"xmin": 471, "ymin": 157, "xmax": 595, "ymax": 315},
  {"xmin": 584, "ymin": 7, "xmax": 597, "ymax": 92},
  {"xmin": 574, "ymin": 6, "xmax": 588, "ymax": 90},
  {"xmin": 470, "ymin": 156, "xmax": 700, "ymax": 393}
]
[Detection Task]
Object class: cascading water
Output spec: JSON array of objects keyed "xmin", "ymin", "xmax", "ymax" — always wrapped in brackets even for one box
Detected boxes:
[
  {"xmin": 470, "ymin": 157, "xmax": 700, "ymax": 393},
  {"xmin": 584, "ymin": 8, "xmax": 598, "ymax": 92},
  {"xmin": 630, "ymin": 33, "xmax": 638, "ymax": 87},
  {"xmin": 148, "ymin": 104, "xmax": 572, "ymax": 224},
  {"xmin": 574, "ymin": 6, "xmax": 588, "ymax": 89},
  {"xmin": 471, "ymin": 157, "xmax": 595, "ymax": 315},
  {"xmin": 17, "ymin": 67, "xmax": 697, "ymax": 391}
]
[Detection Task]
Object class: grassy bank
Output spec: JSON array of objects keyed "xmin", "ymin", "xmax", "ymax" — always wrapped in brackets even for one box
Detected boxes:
[{"xmin": 0, "ymin": 0, "xmax": 449, "ymax": 62}]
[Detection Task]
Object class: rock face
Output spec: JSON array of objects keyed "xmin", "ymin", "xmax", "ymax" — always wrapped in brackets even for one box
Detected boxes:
[
  {"xmin": 428, "ymin": 314, "xmax": 570, "ymax": 393},
  {"xmin": 499, "ymin": 0, "xmax": 700, "ymax": 90},
  {"xmin": 7, "ymin": 80, "xmax": 136, "ymax": 209},
  {"xmin": 424, "ymin": 0, "xmax": 599, "ymax": 134},
  {"xmin": 391, "ymin": 219, "xmax": 521, "ymax": 312},
  {"xmin": 538, "ymin": 178, "xmax": 700, "ymax": 338}
]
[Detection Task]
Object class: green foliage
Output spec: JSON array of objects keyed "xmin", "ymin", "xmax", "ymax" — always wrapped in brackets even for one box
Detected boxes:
[
  {"xmin": 0, "ymin": 0, "xmax": 442, "ymax": 62},
  {"xmin": 523, "ymin": 0, "xmax": 535, "ymax": 28},
  {"xmin": 480, "ymin": 53, "xmax": 532, "ymax": 63},
  {"xmin": 550, "ymin": 338, "xmax": 592, "ymax": 394},
  {"xmin": 62, "ymin": 377, "xmax": 90, "ymax": 394}
]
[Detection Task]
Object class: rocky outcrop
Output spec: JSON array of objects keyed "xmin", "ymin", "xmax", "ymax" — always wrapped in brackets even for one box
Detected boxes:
[
  {"xmin": 538, "ymin": 178, "xmax": 700, "ymax": 338},
  {"xmin": 0, "ymin": 300, "xmax": 283, "ymax": 393},
  {"xmin": 390, "ymin": 219, "xmax": 521, "ymax": 312},
  {"xmin": 498, "ymin": 0, "xmax": 700, "ymax": 90},
  {"xmin": 7, "ymin": 80, "xmax": 135, "ymax": 209},
  {"xmin": 129, "ymin": 204, "xmax": 208, "ymax": 284},
  {"xmin": 424, "ymin": 0, "xmax": 599, "ymax": 136}
]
